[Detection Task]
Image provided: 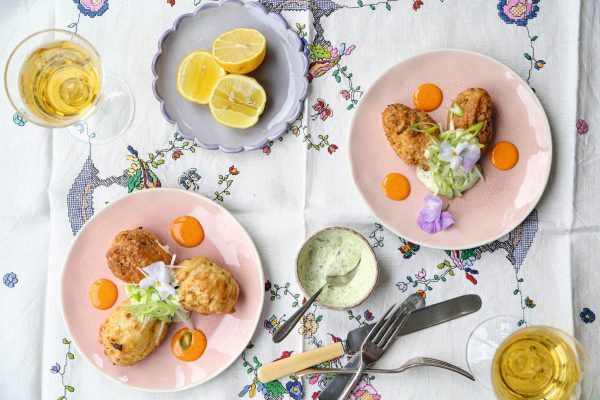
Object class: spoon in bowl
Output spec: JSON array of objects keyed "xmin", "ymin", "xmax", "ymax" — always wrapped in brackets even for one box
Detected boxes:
[{"xmin": 273, "ymin": 258, "xmax": 361, "ymax": 343}]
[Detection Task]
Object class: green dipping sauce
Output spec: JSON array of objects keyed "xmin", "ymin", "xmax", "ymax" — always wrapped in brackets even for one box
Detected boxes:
[{"xmin": 297, "ymin": 228, "xmax": 378, "ymax": 309}]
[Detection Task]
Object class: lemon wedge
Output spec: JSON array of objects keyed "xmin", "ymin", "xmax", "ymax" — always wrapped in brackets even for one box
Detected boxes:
[
  {"xmin": 209, "ymin": 74, "xmax": 266, "ymax": 129},
  {"xmin": 212, "ymin": 28, "xmax": 266, "ymax": 74},
  {"xmin": 176, "ymin": 50, "xmax": 226, "ymax": 104}
]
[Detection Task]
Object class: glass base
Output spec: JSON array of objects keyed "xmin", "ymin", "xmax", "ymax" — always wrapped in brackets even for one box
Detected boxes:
[
  {"xmin": 466, "ymin": 315, "xmax": 520, "ymax": 390},
  {"xmin": 68, "ymin": 74, "xmax": 134, "ymax": 143}
]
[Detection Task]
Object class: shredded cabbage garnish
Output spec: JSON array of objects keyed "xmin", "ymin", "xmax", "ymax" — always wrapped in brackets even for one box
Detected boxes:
[
  {"xmin": 416, "ymin": 122, "xmax": 484, "ymax": 199},
  {"xmin": 124, "ymin": 284, "xmax": 190, "ymax": 324}
]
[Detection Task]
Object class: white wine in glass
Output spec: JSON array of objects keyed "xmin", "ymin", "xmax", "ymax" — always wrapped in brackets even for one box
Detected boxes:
[
  {"xmin": 5, "ymin": 29, "xmax": 133, "ymax": 141},
  {"xmin": 492, "ymin": 327, "xmax": 580, "ymax": 400},
  {"xmin": 19, "ymin": 41, "xmax": 101, "ymax": 126},
  {"xmin": 467, "ymin": 317, "xmax": 594, "ymax": 400}
]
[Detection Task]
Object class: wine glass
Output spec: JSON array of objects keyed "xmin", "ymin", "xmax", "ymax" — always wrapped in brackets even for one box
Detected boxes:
[
  {"xmin": 4, "ymin": 29, "xmax": 134, "ymax": 142},
  {"xmin": 466, "ymin": 316, "xmax": 594, "ymax": 400}
]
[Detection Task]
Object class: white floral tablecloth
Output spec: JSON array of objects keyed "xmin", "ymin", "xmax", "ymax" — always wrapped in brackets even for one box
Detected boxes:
[{"xmin": 0, "ymin": 1, "xmax": 598, "ymax": 399}]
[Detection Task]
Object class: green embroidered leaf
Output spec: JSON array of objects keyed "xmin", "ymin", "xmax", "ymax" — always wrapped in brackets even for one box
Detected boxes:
[
  {"xmin": 182, "ymin": 141, "xmax": 189, "ymax": 147},
  {"xmin": 434, "ymin": 275, "xmax": 439, "ymax": 281},
  {"xmin": 148, "ymin": 153, "xmax": 154, "ymax": 159},
  {"xmin": 332, "ymin": 69, "xmax": 339, "ymax": 76},
  {"xmin": 65, "ymin": 386, "xmax": 75, "ymax": 392},
  {"xmin": 441, "ymin": 277, "xmax": 446, "ymax": 282},
  {"xmin": 437, "ymin": 263, "xmax": 445, "ymax": 269},
  {"xmin": 57, "ymin": 396, "xmax": 65, "ymax": 400},
  {"xmin": 356, "ymin": 86, "xmax": 361, "ymax": 90},
  {"xmin": 316, "ymin": 315, "xmax": 323, "ymax": 322},
  {"xmin": 62, "ymin": 338, "xmax": 69, "ymax": 344},
  {"xmin": 190, "ymin": 146, "xmax": 196, "ymax": 153},
  {"xmin": 151, "ymin": 161, "xmax": 158, "ymax": 168},
  {"xmin": 270, "ymin": 296, "xmax": 275, "ymax": 301},
  {"xmin": 531, "ymin": 35, "xmax": 538, "ymax": 41},
  {"xmin": 67, "ymin": 352, "xmax": 74, "ymax": 360},
  {"xmin": 524, "ymin": 53, "xmax": 532, "ymax": 60},
  {"xmin": 341, "ymin": 66, "xmax": 348, "ymax": 72},
  {"xmin": 247, "ymin": 367, "xmax": 253, "ymax": 373},
  {"xmin": 292, "ymin": 301, "xmax": 298, "ymax": 307},
  {"xmin": 223, "ymin": 191, "xmax": 230, "ymax": 195},
  {"xmin": 406, "ymin": 276, "xmax": 413, "ymax": 282},
  {"xmin": 513, "ymin": 289, "xmax": 519, "ymax": 295},
  {"xmin": 347, "ymin": 310, "xmax": 353, "ymax": 314},
  {"xmin": 307, "ymin": 143, "xmax": 313, "ymax": 150},
  {"xmin": 369, "ymin": 4, "xmax": 376, "ymax": 10},
  {"xmin": 412, "ymin": 282, "xmax": 418, "ymax": 287},
  {"xmin": 517, "ymin": 320, "xmax": 524, "ymax": 327},
  {"xmin": 335, "ymin": 75, "xmax": 342, "ymax": 83},
  {"xmin": 426, "ymin": 286, "xmax": 432, "ymax": 291},
  {"xmin": 448, "ymin": 270, "xmax": 455, "ymax": 276},
  {"xmin": 156, "ymin": 159, "xmax": 165, "ymax": 165},
  {"xmin": 348, "ymin": 73, "xmax": 353, "ymax": 78},
  {"xmin": 385, "ymin": 2, "xmax": 391, "ymax": 10},
  {"xmin": 357, "ymin": 0, "xmax": 363, "ymax": 5},
  {"xmin": 517, "ymin": 278, "xmax": 524, "ymax": 282}
]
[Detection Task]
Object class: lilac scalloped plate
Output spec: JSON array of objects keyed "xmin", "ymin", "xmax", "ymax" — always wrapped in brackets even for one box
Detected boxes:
[
  {"xmin": 152, "ymin": 0, "xmax": 308, "ymax": 152},
  {"xmin": 349, "ymin": 49, "xmax": 552, "ymax": 250}
]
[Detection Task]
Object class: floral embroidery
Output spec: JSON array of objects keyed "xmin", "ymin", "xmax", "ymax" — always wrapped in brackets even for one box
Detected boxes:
[
  {"xmin": 580, "ymin": 308, "xmax": 595, "ymax": 324},
  {"xmin": 13, "ymin": 110, "xmax": 28, "ymax": 126},
  {"xmin": 349, "ymin": 377, "xmax": 381, "ymax": 400},
  {"xmin": 285, "ymin": 380, "xmax": 303, "ymax": 400},
  {"xmin": 298, "ymin": 312, "xmax": 320, "ymax": 339},
  {"xmin": 368, "ymin": 223, "xmax": 385, "ymax": 248},
  {"xmin": 399, "ymin": 237, "xmax": 420, "ymax": 259},
  {"xmin": 332, "ymin": 64, "xmax": 363, "ymax": 110},
  {"xmin": 497, "ymin": 0, "xmax": 540, "ymax": 26},
  {"xmin": 51, "ymin": 338, "xmax": 75, "ymax": 399},
  {"xmin": 74, "ymin": 0, "xmax": 109, "ymax": 17},
  {"xmin": 178, "ymin": 168, "xmax": 201, "ymax": 191},
  {"xmin": 239, "ymin": 352, "xmax": 302, "ymax": 399},
  {"xmin": 363, "ymin": 310, "xmax": 374, "ymax": 321},
  {"xmin": 577, "ymin": 119, "xmax": 589, "ymax": 135},
  {"xmin": 3, "ymin": 272, "xmax": 18, "ymax": 288},
  {"xmin": 264, "ymin": 314, "xmax": 287, "ymax": 335},
  {"xmin": 311, "ymin": 98, "xmax": 333, "ymax": 121},
  {"xmin": 214, "ymin": 165, "xmax": 240, "ymax": 202}
]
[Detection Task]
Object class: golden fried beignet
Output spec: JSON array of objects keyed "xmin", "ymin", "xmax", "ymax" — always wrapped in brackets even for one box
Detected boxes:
[
  {"xmin": 447, "ymin": 88, "xmax": 493, "ymax": 149},
  {"xmin": 175, "ymin": 257, "xmax": 239, "ymax": 315},
  {"xmin": 98, "ymin": 300, "xmax": 168, "ymax": 366},
  {"xmin": 382, "ymin": 104, "xmax": 439, "ymax": 169},
  {"xmin": 106, "ymin": 227, "xmax": 172, "ymax": 283}
]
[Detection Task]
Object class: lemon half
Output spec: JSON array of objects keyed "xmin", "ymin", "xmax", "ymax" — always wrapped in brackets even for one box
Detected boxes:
[
  {"xmin": 212, "ymin": 28, "xmax": 266, "ymax": 74},
  {"xmin": 176, "ymin": 50, "xmax": 226, "ymax": 104},
  {"xmin": 209, "ymin": 74, "xmax": 266, "ymax": 129}
]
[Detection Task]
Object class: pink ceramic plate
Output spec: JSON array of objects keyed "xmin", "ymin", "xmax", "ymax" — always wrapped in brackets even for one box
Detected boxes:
[
  {"xmin": 61, "ymin": 189, "xmax": 264, "ymax": 392},
  {"xmin": 349, "ymin": 49, "xmax": 552, "ymax": 250}
]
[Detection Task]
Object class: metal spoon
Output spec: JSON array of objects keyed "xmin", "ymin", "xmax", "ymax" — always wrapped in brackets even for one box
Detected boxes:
[{"xmin": 273, "ymin": 258, "xmax": 361, "ymax": 343}]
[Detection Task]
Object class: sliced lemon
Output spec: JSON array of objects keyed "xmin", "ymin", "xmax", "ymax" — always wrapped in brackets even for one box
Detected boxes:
[
  {"xmin": 176, "ymin": 50, "xmax": 226, "ymax": 104},
  {"xmin": 212, "ymin": 28, "xmax": 266, "ymax": 74},
  {"xmin": 209, "ymin": 74, "xmax": 266, "ymax": 129}
]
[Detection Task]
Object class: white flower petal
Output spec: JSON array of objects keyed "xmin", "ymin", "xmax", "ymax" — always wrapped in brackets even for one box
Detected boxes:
[
  {"xmin": 139, "ymin": 276, "xmax": 157, "ymax": 289},
  {"xmin": 438, "ymin": 141, "xmax": 455, "ymax": 162}
]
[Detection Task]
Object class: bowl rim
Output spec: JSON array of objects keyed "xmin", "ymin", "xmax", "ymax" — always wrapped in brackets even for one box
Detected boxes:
[
  {"xmin": 348, "ymin": 48, "xmax": 553, "ymax": 250},
  {"xmin": 59, "ymin": 188, "xmax": 265, "ymax": 393},
  {"xmin": 151, "ymin": 0, "xmax": 309, "ymax": 153},
  {"xmin": 294, "ymin": 226, "xmax": 380, "ymax": 311}
]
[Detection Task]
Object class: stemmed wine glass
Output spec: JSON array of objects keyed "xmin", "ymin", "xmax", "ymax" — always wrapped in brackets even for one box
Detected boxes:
[
  {"xmin": 5, "ymin": 29, "xmax": 134, "ymax": 142},
  {"xmin": 466, "ymin": 316, "xmax": 594, "ymax": 400}
]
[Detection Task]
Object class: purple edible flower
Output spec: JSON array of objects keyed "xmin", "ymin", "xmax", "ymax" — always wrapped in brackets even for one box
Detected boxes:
[
  {"xmin": 417, "ymin": 196, "xmax": 454, "ymax": 234},
  {"xmin": 438, "ymin": 141, "xmax": 481, "ymax": 172}
]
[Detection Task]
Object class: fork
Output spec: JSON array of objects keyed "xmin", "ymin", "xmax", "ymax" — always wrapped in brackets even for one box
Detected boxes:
[
  {"xmin": 337, "ymin": 294, "xmax": 425, "ymax": 400},
  {"xmin": 296, "ymin": 356, "xmax": 474, "ymax": 381}
]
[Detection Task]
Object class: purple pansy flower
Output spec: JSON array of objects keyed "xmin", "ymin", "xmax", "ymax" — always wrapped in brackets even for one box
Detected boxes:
[
  {"xmin": 74, "ymin": 0, "xmax": 109, "ymax": 18},
  {"xmin": 438, "ymin": 140, "xmax": 481, "ymax": 172},
  {"xmin": 580, "ymin": 308, "xmax": 595, "ymax": 324},
  {"xmin": 497, "ymin": 0, "xmax": 540, "ymax": 26},
  {"xmin": 50, "ymin": 363, "xmax": 61, "ymax": 374},
  {"xmin": 3, "ymin": 272, "xmax": 18, "ymax": 288},
  {"xmin": 417, "ymin": 196, "xmax": 454, "ymax": 234}
]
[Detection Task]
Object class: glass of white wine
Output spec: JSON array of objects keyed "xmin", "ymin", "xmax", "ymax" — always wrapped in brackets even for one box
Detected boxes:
[
  {"xmin": 4, "ymin": 29, "xmax": 134, "ymax": 142},
  {"xmin": 466, "ymin": 316, "xmax": 594, "ymax": 400}
]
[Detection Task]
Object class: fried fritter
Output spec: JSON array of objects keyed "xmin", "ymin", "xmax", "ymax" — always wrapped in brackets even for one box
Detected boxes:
[
  {"xmin": 106, "ymin": 228, "xmax": 172, "ymax": 283},
  {"xmin": 447, "ymin": 88, "xmax": 493, "ymax": 148},
  {"xmin": 382, "ymin": 104, "xmax": 439, "ymax": 169},
  {"xmin": 175, "ymin": 257, "xmax": 239, "ymax": 315},
  {"xmin": 98, "ymin": 300, "xmax": 168, "ymax": 366}
]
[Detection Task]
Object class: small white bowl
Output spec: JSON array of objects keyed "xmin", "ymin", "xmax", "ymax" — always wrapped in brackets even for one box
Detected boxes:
[{"xmin": 295, "ymin": 226, "xmax": 379, "ymax": 311}]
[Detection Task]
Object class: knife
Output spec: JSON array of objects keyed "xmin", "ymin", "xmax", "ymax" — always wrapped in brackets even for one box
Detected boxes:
[
  {"xmin": 317, "ymin": 294, "xmax": 482, "ymax": 400},
  {"xmin": 256, "ymin": 294, "xmax": 481, "ymax": 384}
]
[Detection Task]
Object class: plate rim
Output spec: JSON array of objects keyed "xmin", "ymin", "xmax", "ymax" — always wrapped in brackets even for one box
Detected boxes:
[
  {"xmin": 151, "ymin": 0, "xmax": 309, "ymax": 153},
  {"xmin": 60, "ymin": 188, "xmax": 265, "ymax": 393},
  {"xmin": 348, "ymin": 48, "xmax": 553, "ymax": 250}
]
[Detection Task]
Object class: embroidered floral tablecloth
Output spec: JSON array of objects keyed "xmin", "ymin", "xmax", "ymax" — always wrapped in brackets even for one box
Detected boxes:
[{"xmin": 1, "ymin": 1, "xmax": 598, "ymax": 399}]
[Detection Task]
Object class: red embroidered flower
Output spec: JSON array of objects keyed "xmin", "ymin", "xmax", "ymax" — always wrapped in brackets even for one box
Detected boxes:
[
  {"xmin": 312, "ymin": 392, "xmax": 321, "ymax": 399},
  {"xmin": 229, "ymin": 166, "xmax": 239, "ymax": 175},
  {"xmin": 172, "ymin": 150, "xmax": 183, "ymax": 160},
  {"xmin": 413, "ymin": 0, "xmax": 423, "ymax": 10},
  {"xmin": 576, "ymin": 119, "xmax": 589, "ymax": 135},
  {"xmin": 328, "ymin": 144, "xmax": 338, "ymax": 154},
  {"xmin": 416, "ymin": 290, "xmax": 426, "ymax": 299}
]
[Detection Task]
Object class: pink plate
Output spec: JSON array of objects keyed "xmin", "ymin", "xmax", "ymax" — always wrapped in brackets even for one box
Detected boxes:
[
  {"xmin": 61, "ymin": 189, "xmax": 264, "ymax": 392},
  {"xmin": 349, "ymin": 49, "xmax": 552, "ymax": 250}
]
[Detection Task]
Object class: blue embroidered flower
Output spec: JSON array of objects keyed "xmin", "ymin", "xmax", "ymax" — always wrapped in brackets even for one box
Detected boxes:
[
  {"xmin": 13, "ymin": 110, "xmax": 28, "ymax": 126},
  {"xmin": 74, "ymin": 0, "xmax": 109, "ymax": 18},
  {"xmin": 286, "ymin": 380, "xmax": 303, "ymax": 400},
  {"xmin": 363, "ymin": 310, "xmax": 374, "ymax": 321},
  {"xmin": 534, "ymin": 59, "xmax": 546, "ymax": 70},
  {"xmin": 3, "ymin": 272, "xmax": 18, "ymax": 288},
  {"xmin": 50, "ymin": 363, "xmax": 61, "ymax": 374},
  {"xmin": 497, "ymin": 0, "xmax": 540, "ymax": 26},
  {"xmin": 580, "ymin": 308, "xmax": 595, "ymax": 324}
]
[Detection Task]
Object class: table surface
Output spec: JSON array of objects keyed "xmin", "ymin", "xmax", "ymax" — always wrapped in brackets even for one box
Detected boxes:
[{"xmin": 0, "ymin": 1, "xmax": 598, "ymax": 399}]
